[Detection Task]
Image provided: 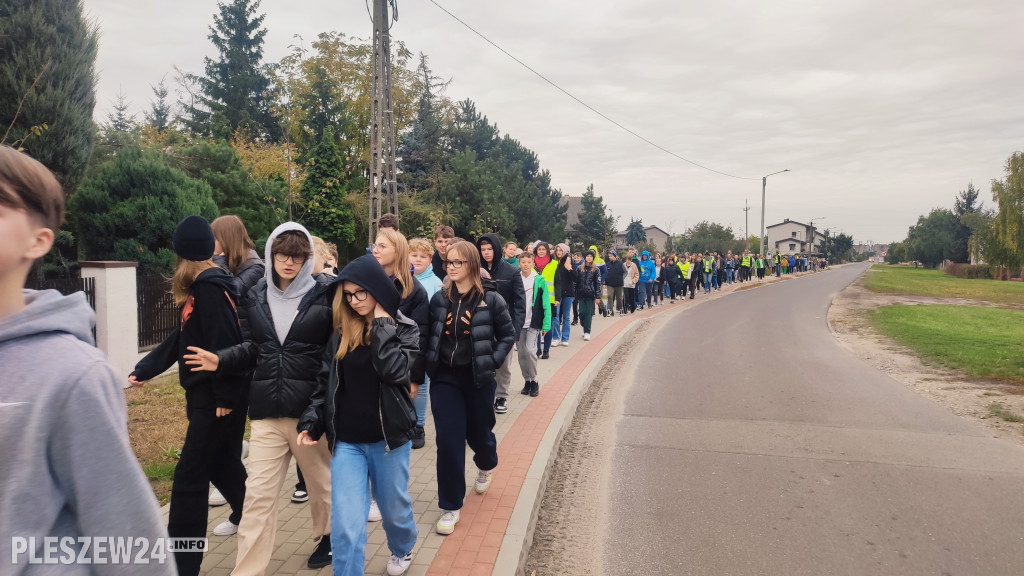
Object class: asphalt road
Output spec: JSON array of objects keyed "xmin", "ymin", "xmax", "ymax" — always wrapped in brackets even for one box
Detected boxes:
[{"xmin": 604, "ymin": 264, "xmax": 1024, "ymax": 576}]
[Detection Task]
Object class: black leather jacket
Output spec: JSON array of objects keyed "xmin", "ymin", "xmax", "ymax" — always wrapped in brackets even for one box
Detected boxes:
[
  {"xmin": 216, "ymin": 276, "xmax": 332, "ymax": 420},
  {"xmin": 297, "ymin": 314, "xmax": 419, "ymax": 452}
]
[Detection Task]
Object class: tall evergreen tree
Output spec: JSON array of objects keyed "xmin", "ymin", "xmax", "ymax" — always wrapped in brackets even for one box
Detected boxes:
[
  {"xmin": 398, "ymin": 53, "xmax": 448, "ymax": 193},
  {"xmin": 569, "ymin": 184, "xmax": 616, "ymax": 250},
  {"xmin": 106, "ymin": 87, "xmax": 135, "ymax": 132},
  {"xmin": 625, "ymin": 218, "xmax": 646, "ymax": 245},
  {"xmin": 0, "ymin": 0, "xmax": 98, "ymax": 193},
  {"xmin": 301, "ymin": 127, "xmax": 356, "ymax": 247},
  {"xmin": 183, "ymin": 0, "xmax": 281, "ymax": 141},
  {"xmin": 146, "ymin": 77, "xmax": 173, "ymax": 131},
  {"xmin": 952, "ymin": 182, "xmax": 981, "ymax": 263}
]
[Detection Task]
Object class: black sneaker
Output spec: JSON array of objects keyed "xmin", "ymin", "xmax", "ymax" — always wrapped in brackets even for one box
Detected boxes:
[
  {"xmin": 411, "ymin": 426, "xmax": 425, "ymax": 450},
  {"xmin": 307, "ymin": 535, "xmax": 332, "ymax": 569},
  {"xmin": 541, "ymin": 351, "xmax": 550, "ymax": 360},
  {"xmin": 530, "ymin": 381, "xmax": 540, "ymax": 397},
  {"xmin": 494, "ymin": 397, "xmax": 508, "ymax": 414},
  {"xmin": 521, "ymin": 382, "xmax": 531, "ymax": 395},
  {"xmin": 291, "ymin": 488, "xmax": 309, "ymax": 503}
]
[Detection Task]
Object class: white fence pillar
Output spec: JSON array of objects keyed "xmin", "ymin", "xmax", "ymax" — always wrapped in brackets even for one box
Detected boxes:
[{"xmin": 80, "ymin": 261, "xmax": 139, "ymax": 381}]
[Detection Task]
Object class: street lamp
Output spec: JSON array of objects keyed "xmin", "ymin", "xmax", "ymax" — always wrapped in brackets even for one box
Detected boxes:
[
  {"xmin": 809, "ymin": 216, "xmax": 825, "ymax": 255},
  {"xmin": 760, "ymin": 169, "xmax": 790, "ymax": 257}
]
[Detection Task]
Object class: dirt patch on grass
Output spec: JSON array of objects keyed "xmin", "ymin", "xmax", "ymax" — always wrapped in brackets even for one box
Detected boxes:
[
  {"xmin": 125, "ymin": 374, "xmax": 188, "ymax": 504},
  {"xmin": 828, "ymin": 272, "xmax": 1024, "ymax": 446}
]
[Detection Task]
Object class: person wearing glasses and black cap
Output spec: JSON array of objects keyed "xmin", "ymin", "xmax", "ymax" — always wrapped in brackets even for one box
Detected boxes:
[{"xmin": 424, "ymin": 241, "xmax": 517, "ymax": 536}]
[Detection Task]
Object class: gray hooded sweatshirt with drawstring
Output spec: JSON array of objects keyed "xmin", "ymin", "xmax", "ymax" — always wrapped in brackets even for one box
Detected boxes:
[
  {"xmin": 0, "ymin": 290, "xmax": 174, "ymax": 575},
  {"xmin": 264, "ymin": 223, "xmax": 317, "ymax": 345}
]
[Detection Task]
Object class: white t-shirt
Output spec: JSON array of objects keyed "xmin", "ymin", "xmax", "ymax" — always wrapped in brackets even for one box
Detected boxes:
[{"xmin": 521, "ymin": 271, "xmax": 536, "ymax": 329}]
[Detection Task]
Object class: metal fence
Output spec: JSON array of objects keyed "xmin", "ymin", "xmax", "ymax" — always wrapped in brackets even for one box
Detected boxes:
[
  {"xmin": 24, "ymin": 276, "xmax": 96, "ymax": 310},
  {"xmin": 137, "ymin": 274, "xmax": 177, "ymax": 350}
]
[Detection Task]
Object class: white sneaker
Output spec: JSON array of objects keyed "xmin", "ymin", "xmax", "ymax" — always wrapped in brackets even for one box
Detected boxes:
[
  {"xmin": 583, "ymin": 333, "xmax": 591, "ymax": 341},
  {"xmin": 209, "ymin": 488, "xmax": 227, "ymax": 507},
  {"xmin": 386, "ymin": 552, "xmax": 414, "ymax": 576},
  {"xmin": 436, "ymin": 509, "xmax": 460, "ymax": 535},
  {"xmin": 475, "ymin": 469, "xmax": 493, "ymax": 494},
  {"xmin": 561, "ymin": 340, "xmax": 570, "ymax": 347},
  {"xmin": 550, "ymin": 340, "xmax": 560, "ymax": 348},
  {"xmin": 368, "ymin": 499, "xmax": 383, "ymax": 522},
  {"xmin": 213, "ymin": 520, "xmax": 238, "ymax": 536}
]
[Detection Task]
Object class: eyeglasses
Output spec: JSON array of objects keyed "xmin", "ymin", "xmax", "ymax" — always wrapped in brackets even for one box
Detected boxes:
[
  {"xmin": 342, "ymin": 289, "xmax": 368, "ymax": 302},
  {"xmin": 445, "ymin": 259, "xmax": 467, "ymax": 269},
  {"xmin": 274, "ymin": 253, "xmax": 306, "ymax": 264}
]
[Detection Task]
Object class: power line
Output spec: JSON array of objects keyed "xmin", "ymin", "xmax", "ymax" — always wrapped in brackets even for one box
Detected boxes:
[{"xmin": 428, "ymin": 0, "xmax": 757, "ymax": 181}]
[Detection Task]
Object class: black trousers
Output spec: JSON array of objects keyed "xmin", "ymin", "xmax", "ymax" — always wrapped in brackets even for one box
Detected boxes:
[
  {"xmin": 169, "ymin": 387, "xmax": 247, "ymax": 576},
  {"xmin": 431, "ymin": 364, "xmax": 499, "ymax": 511},
  {"xmin": 623, "ymin": 287, "xmax": 636, "ymax": 312}
]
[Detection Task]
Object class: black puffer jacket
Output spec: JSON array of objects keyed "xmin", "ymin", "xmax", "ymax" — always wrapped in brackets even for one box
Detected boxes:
[
  {"xmin": 604, "ymin": 259, "xmax": 625, "ymax": 288},
  {"xmin": 476, "ymin": 233, "xmax": 526, "ymax": 332},
  {"xmin": 297, "ymin": 315, "xmax": 419, "ymax": 451},
  {"xmin": 576, "ymin": 266, "xmax": 602, "ymax": 300},
  {"xmin": 425, "ymin": 280, "xmax": 517, "ymax": 388},
  {"xmin": 214, "ymin": 250, "xmax": 265, "ymax": 300},
  {"xmin": 217, "ymin": 275, "xmax": 333, "ymax": 420}
]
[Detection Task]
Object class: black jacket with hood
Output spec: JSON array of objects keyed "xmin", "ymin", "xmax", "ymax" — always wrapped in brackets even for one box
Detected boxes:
[
  {"xmin": 132, "ymin": 267, "xmax": 244, "ymax": 409},
  {"xmin": 605, "ymin": 258, "xmax": 625, "ymax": 288},
  {"xmin": 556, "ymin": 254, "xmax": 577, "ymax": 299},
  {"xmin": 576, "ymin": 264, "xmax": 602, "ymax": 300},
  {"xmin": 425, "ymin": 278, "xmax": 517, "ymax": 388},
  {"xmin": 298, "ymin": 255, "xmax": 419, "ymax": 451},
  {"xmin": 397, "ymin": 275, "xmax": 429, "ymax": 385},
  {"xmin": 476, "ymin": 233, "xmax": 526, "ymax": 332},
  {"xmin": 216, "ymin": 224, "xmax": 333, "ymax": 420}
]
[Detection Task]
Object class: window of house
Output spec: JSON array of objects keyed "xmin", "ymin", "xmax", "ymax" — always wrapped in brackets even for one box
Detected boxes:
[
  {"xmin": 789, "ymin": 243, "xmax": 796, "ymax": 250},
  {"xmin": 791, "ymin": 232, "xmax": 797, "ymax": 238}
]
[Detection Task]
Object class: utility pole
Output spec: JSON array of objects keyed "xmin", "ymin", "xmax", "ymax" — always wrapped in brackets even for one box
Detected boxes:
[
  {"xmin": 743, "ymin": 199, "xmax": 751, "ymax": 250},
  {"xmin": 368, "ymin": 0, "xmax": 399, "ymax": 246}
]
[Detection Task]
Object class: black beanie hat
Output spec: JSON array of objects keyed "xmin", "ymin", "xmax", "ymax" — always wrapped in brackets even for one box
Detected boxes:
[
  {"xmin": 334, "ymin": 254, "xmax": 401, "ymax": 318},
  {"xmin": 173, "ymin": 215, "xmax": 215, "ymax": 262}
]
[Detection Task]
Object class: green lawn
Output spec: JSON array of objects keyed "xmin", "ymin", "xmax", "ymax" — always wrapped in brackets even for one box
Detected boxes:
[
  {"xmin": 864, "ymin": 265, "xmax": 1024, "ymax": 306},
  {"xmin": 869, "ymin": 304, "xmax": 1024, "ymax": 384}
]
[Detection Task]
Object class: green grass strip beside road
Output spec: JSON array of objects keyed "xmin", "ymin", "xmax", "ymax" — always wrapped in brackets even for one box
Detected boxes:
[
  {"xmin": 864, "ymin": 265, "xmax": 1024, "ymax": 306},
  {"xmin": 869, "ymin": 304, "xmax": 1024, "ymax": 385}
]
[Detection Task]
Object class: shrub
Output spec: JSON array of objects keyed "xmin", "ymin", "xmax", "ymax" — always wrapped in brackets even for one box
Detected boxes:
[{"xmin": 944, "ymin": 263, "xmax": 993, "ymax": 279}]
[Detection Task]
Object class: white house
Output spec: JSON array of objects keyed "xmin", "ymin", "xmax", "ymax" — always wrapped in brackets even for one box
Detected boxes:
[
  {"xmin": 614, "ymin": 225, "xmax": 671, "ymax": 253},
  {"xmin": 766, "ymin": 219, "xmax": 825, "ymax": 256}
]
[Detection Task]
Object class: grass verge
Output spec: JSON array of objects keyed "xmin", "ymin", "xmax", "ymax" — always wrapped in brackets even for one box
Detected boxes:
[
  {"xmin": 125, "ymin": 374, "xmax": 188, "ymax": 504},
  {"xmin": 869, "ymin": 304, "xmax": 1024, "ymax": 385},
  {"xmin": 864, "ymin": 265, "xmax": 1024, "ymax": 306}
]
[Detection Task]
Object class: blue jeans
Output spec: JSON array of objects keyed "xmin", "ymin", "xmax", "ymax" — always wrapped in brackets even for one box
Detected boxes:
[
  {"xmin": 711, "ymin": 274, "xmax": 719, "ymax": 290},
  {"xmin": 330, "ymin": 441, "xmax": 417, "ymax": 576},
  {"xmin": 727, "ymin": 269, "xmax": 734, "ymax": 282},
  {"xmin": 636, "ymin": 282, "xmax": 648, "ymax": 307},
  {"xmin": 559, "ymin": 297, "xmax": 573, "ymax": 342},
  {"xmin": 414, "ymin": 376, "xmax": 429, "ymax": 427},
  {"xmin": 703, "ymin": 272, "xmax": 712, "ymax": 292}
]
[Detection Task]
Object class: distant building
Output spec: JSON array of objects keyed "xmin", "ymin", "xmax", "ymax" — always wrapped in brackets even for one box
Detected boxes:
[
  {"xmin": 559, "ymin": 195, "xmax": 583, "ymax": 231},
  {"xmin": 766, "ymin": 219, "xmax": 825, "ymax": 256},
  {"xmin": 615, "ymin": 225, "xmax": 671, "ymax": 253}
]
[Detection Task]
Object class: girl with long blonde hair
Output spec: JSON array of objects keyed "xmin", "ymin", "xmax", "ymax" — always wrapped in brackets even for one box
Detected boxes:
[{"xmin": 297, "ymin": 254, "xmax": 420, "ymax": 576}]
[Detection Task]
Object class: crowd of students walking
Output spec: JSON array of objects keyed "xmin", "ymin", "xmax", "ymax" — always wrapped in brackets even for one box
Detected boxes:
[{"xmin": 5, "ymin": 145, "xmax": 830, "ymax": 576}]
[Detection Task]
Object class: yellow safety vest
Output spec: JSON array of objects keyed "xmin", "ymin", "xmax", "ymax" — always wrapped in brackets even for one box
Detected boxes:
[
  {"xmin": 742, "ymin": 255, "xmax": 750, "ymax": 267},
  {"xmin": 704, "ymin": 258, "xmax": 713, "ymax": 273}
]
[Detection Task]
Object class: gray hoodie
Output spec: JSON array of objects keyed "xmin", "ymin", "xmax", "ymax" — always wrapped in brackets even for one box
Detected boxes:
[
  {"xmin": 264, "ymin": 223, "xmax": 317, "ymax": 345},
  {"xmin": 0, "ymin": 290, "xmax": 174, "ymax": 575}
]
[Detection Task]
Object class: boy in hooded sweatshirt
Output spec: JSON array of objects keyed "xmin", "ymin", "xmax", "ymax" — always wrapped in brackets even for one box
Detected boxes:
[
  {"xmin": 476, "ymin": 234, "xmax": 526, "ymax": 414},
  {"xmin": 0, "ymin": 147, "xmax": 174, "ymax": 575},
  {"xmin": 516, "ymin": 251, "xmax": 550, "ymax": 396}
]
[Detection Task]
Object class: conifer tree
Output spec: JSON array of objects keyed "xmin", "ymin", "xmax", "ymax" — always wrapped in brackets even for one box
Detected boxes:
[
  {"xmin": 146, "ymin": 77, "xmax": 173, "ymax": 131},
  {"xmin": 570, "ymin": 184, "xmax": 617, "ymax": 249},
  {"xmin": 0, "ymin": 0, "xmax": 98, "ymax": 193},
  {"xmin": 302, "ymin": 127, "xmax": 356, "ymax": 247},
  {"xmin": 183, "ymin": 0, "xmax": 280, "ymax": 141}
]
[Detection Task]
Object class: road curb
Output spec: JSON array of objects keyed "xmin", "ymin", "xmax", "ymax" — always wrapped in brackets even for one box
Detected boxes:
[{"xmin": 493, "ymin": 308, "xmax": 673, "ymax": 576}]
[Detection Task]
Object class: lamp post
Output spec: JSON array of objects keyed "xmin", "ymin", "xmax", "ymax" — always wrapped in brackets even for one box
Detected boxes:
[{"xmin": 760, "ymin": 169, "xmax": 790, "ymax": 257}]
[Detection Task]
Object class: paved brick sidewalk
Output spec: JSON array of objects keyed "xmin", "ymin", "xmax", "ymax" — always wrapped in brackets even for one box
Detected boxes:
[{"xmin": 173, "ymin": 272, "xmax": 821, "ymax": 575}]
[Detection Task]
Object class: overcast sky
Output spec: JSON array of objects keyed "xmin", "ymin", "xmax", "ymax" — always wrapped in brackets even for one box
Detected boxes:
[{"xmin": 84, "ymin": 0, "xmax": 1024, "ymax": 243}]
